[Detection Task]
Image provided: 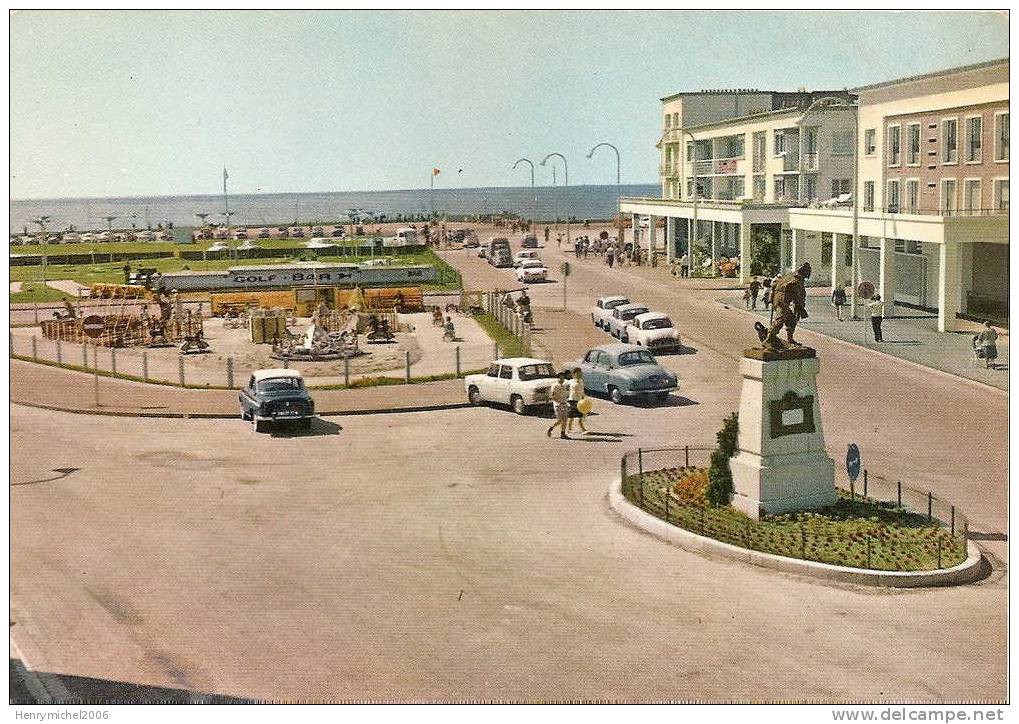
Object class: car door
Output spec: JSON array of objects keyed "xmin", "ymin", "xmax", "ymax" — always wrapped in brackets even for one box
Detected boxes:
[
  {"xmin": 583, "ymin": 351, "xmax": 606, "ymax": 390},
  {"xmin": 496, "ymin": 364, "xmax": 514, "ymax": 403},
  {"xmin": 479, "ymin": 363, "xmax": 500, "ymax": 401},
  {"xmin": 239, "ymin": 375, "xmax": 256, "ymax": 415}
]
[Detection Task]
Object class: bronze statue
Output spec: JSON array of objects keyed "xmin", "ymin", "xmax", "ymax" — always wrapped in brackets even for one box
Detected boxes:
[{"xmin": 759, "ymin": 263, "xmax": 811, "ymax": 351}]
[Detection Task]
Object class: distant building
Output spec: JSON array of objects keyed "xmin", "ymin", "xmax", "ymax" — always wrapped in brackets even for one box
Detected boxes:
[{"xmin": 790, "ymin": 58, "xmax": 1008, "ymax": 330}]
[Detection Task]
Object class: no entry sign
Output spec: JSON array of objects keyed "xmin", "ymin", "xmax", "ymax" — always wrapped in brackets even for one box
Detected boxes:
[
  {"xmin": 846, "ymin": 443, "xmax": 861, "ymax": 482},
  {"xmin": 82, "ymin": 315, "xmax": 105, "ymax": 338},
  {"xmin": 857, "ymin": 281, "xmax": 875, "ymax": 300}
]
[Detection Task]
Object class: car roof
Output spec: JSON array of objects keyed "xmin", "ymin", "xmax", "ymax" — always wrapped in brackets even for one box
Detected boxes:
[
  {"xmin": 615, "ymin": 303, "xmax": 649, "ymax": 312},
  {"xmin": 588, "ymin": 343, "xmax": 644, "ymax": 355},
  {"xmin": 253, "ymin": 368, "xmax": 304, "ymax": 381},
  {"xmin": 599, "ymin": 295, "xmax": 629, "ymax": 303},
  {"xmin": 635, "ymin": 311, "xmax": 670, "ymax": 322},
  {"xmin": 492, "ymin": 357, "xmax": 553, "ymax": 366},
  {"xmin": 521, "ymin": 259, "xmax": 544, "ymax": 265}
]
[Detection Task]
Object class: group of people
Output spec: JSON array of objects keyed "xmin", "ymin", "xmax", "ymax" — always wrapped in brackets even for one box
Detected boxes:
[
  {"xmin": 567, "ymin": 236, "xmax": 643, "ymax": 269},
  {"xmin": 545, "ymin": 368, "xmax": 591, "ymax": 440}
]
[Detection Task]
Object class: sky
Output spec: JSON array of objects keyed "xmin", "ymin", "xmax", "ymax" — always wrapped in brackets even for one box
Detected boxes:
[{"xmin": 9, "ymin": 10, "xmax": 1009, "ymax": 200}]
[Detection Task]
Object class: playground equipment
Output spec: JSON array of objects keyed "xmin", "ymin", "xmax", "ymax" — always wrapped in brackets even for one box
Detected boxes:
[{"xmin": 269, "ymin": 303, "xmax": 361, "ymax": 361}]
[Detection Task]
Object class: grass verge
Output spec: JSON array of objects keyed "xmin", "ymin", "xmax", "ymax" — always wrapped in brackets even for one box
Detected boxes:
[{"xmin": 473, "ymin": 313, "xmax": 525, "ymax": 357}]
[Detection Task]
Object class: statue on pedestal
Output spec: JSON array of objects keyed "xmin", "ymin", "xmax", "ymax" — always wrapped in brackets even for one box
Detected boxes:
[{"xmin": 756, "ymin": 263, "xmax": 811, "ymax": 352}]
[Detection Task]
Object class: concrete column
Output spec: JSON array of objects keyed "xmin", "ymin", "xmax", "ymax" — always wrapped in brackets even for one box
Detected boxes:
[
  {"xmin": 665, "ymin": 217, "xmax": 675, "ymax": 265},
  {"xmin": 710, "ymin": 221, "xmax": 719, "ymax": 266},
  {"xmin": 938, "ymin": 240, "xmax": 961, "ymax": 332},
  {"xmin": 878, "ymin": 236, "xmax": 897, "ymax": 312},
  {"xmin": 648, "ymin": 215, "xmax": 657, "ymax": 259},
  {"xmin": 739, "ymin": 222, "xmax": 752, "ymax": 284},
  {"xmin": 631, "ymin": 214, "xmax": 639, "ymax": 248},
  {"xmin": 791, "ymin": 228, "xmax": 803, "ymax": 270},
  {"xmin": 831, "ymin": 233, "xmax": 845, "ymax": 293}
]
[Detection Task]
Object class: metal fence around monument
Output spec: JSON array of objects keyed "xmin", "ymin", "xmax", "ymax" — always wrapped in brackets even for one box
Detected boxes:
[{"xmin": 621, "ymin": 446, "xmax": 970, "ymax": 572}]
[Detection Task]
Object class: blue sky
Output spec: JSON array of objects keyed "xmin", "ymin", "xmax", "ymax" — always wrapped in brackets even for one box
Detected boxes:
[{"xmin": 9, "ymin": 10, "xmax": 1008, "ymax": 199}]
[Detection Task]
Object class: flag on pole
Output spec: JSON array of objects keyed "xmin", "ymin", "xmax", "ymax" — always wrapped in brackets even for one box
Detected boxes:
[{"xmin": 432, "ymin": 168, "xmax": 441, "ymax": 176}]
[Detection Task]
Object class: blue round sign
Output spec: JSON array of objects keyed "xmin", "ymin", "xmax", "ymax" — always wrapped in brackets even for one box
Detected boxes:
[{"xmin": 846, "ymin": 443, "xmax": 861, "ymax": 482}]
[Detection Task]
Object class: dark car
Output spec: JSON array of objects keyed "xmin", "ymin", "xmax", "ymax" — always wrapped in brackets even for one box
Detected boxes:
[
  {"xmin": 567, "ymin": 343, "xmax": 679, "ymax": 405},
  {"xmin": 239, "ymin": 369, "xmax": 316, "ymax": 432},
  {"xmin": 521, "ymin": 234, "xmax": 539, "ymax": 248}
]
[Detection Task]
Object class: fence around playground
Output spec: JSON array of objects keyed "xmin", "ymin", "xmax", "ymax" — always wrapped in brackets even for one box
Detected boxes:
[{"xmin": 621, "ymin": 446, "xmax": 970, "ymax": 571}]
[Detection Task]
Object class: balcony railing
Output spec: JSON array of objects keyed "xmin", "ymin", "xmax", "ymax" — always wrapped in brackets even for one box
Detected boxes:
[
  {"xmin": 801, "ymin": 153, "xmax": 819, "ymax": 171},
  {"xmin": 659, "ymin": 163, "xmax": 680, "ymax": 177}
]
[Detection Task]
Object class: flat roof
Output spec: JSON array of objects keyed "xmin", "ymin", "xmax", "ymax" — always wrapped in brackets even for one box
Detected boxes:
[{"xmin": 851, "ymin": 57, "xmax": 1008, "ymax": 92}]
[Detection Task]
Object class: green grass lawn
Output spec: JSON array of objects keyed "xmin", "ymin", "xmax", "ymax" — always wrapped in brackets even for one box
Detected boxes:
[
  {"xmin": 625, "ymin": 468, "xmax": 967, "ymax": 572},
  {"xmin": 473, "ymin": 313, "xmax": 525, "ymax": 357},
  {"xmin": 10, "ymin": 282, "xmax": 75, "ymax": 303}
]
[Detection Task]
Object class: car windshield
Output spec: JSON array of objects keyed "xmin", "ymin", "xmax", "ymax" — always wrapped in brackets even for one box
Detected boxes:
[
  {"xmin": 621, "ymin": 307, "xmax": 649, "ymax": 320},
  {"xmin": 518, "ymin": 363, "xmax": 556, "ymax": 381},
  {"xmin": 642, "ymin": 317, "xmax": 674, "ymax": 330},
  {"xmin": 605, "ymin": 298, "xmax": 629, "ymax": 309},
  {"xmin": 617, "ymin": 350, "xmax": 656, "ymax": 366},
  {"xmin": 522, "ymin": 260, "xmax": 543, "ymax": 268},
  {"xmin": 257, "ymin": 377, "xmax": 304, "ymax": 392}
]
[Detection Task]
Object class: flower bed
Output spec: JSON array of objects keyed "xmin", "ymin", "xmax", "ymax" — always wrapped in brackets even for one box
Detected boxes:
[{"xmin": 623, "ymin": 467, "xmax": 966, "ymax": 572}]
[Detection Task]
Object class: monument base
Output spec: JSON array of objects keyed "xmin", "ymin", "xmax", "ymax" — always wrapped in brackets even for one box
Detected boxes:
[{"xmin": 730, "ymin": 450, "xmax": 836, "ymax": 519}]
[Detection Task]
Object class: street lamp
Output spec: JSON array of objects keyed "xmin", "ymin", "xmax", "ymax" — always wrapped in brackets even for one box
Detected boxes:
[
  {"xmin": 586, "ymin": 142, "xmax": 621, "ymax": 250},
  {"xmin": 512, "ymin": 158, "xmax": 536, "ymax": 229},
  {"xmin": 540, "ymin": 153, "xmax": 569, "ymax": 248},
  {"xmin": 32, "ymin": 215, "xmax": 52, "ymax": 283},
  {"xmin": 101, "ymin": 215, "xmax": 118, "ymax": 232}
]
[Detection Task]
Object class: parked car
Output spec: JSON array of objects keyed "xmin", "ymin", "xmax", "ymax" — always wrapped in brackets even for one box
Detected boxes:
[
  {"xmin": 213, "ymin": 227, "xmax": 230, "ymax": 240},
  {"xmin": 239, "ymin": 368, "xmax": 316, "ymax": 432},
  {"xmin": 625, "ymin": 312, "xmax": 682, "ymax": 353},
  {"xmin": 464, "ymin": 358, "xmax": 557, "ymax": 415},
  {"xmin": 591, "ymin": 295, "xmax": 631, "ymax": 329},
  {"xmin": 137, "ymin": 230, "xmax": 157, "ymax": 241},
  {"xmin": 477, "ymin": 240, "xmax": 491, "ymax": 258},
  {"xmin": 234, "ymin": 228, "xmax": 249, "ymax": 240},
  {"xmin": 513, "ymin": 249, "xmax": 540, "ymax": 267},
  {"xmin": 258, "ymin": 228, "xmax": 272, "ymax": 239},
  {"xmin": 605, "ymin": 303, "xmax": 650, "ymax": 340},
  {"xmin": 486, "ymin": 237, "xmax": 512, "ymax": 267},
  {"xmin": 463, "ymin": 232, "xmax": 480, "ymax": 248},
  {"xmin": 97, "ymin": 231, "xmax": 111, "ymax": 242},
  {"xmin": 207, "ymin": 241, "xmax": 231, "ymax": 252},
  {"xmin": 331, "ymin": 228, "xmax": 348, "ymax": 238},
  {"xmin": 237, "ymin": 240, "xmax": 261, "ymax": 251},
  {"xmin": 521, "ymin": 234, "xmax": 539, "ymax": 248},
  {"xmin": 311, "ymin": 226, "xmax": 325, "ymax": 237},
  {"xmin": 291, "ymin": 227, "xmax": 306, "ymax": 238},
  {"xmin": 568, "ymin": 343, "xmax": 678, "ymax": 405},
  {"xmin": 80, "ymin": 233, "xmax": 95, "ymax": 242},
  {"xmin": 516, "ymin": 259, "xmax": 548, "ymax": 283}
]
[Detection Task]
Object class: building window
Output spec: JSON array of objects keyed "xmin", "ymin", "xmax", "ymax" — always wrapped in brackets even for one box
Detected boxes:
[
  {"xmin": 804, "ymin": 127, "xmax": 818, "ymax": 155},
  {"xmin": 942, "ymin": 118, "xmax": 958, "ymax": 163},
  {"xmin": 831, "ymin": 178, "xmax": 851, "ymax": 198},
  {"xmin": 994, "ymin": 179, "xmax": 1009, "ymax": 210},
  {"xmin": 803, "ymin": 176, "xmax": 817, "ymax": 202},
  {"xmin": 966, "ymin": 116, "xmax": 982, "ymax": 162},
  {"xmin": 907, "ymin": 123, "xmax": 921, "ymax": 165},
  {"xmin": 774, "ymin": 130, "xmax": 786, "ymax": 155},
  {"xmin": 886, "ymin": 179, "xmax": 900, "ymax": 213},
  {"xmin": 774, "ymin": 176, "xmax": 787, "ymax": 200},
  {"xmin": 863, "ymin": 181, "xmax": 875, "ymax": 212},
  {"xmin": 905, "ymin": 179, "xmax": 919, "ymax": 213},
  {"xmin": 995, "ymin": 112, "xmax": 1009, "ymax": 161},
  {"xmin": 864, "ymin": 128, "xmax": 876, "ymax": 155},
  {"xmin": 832, "ymin": 129, "xmax": 852, "ymax": 156},
  {"xmin": 753, "ymin": 176, "xmax": 766, "ymax": 202},
  {"xmin": 964, "ymin": 179, "xmax": 981, "ymax": 212},
  {"xmin": 888, "ymin": 125, "xmax": 901, "ymax": 166},
  {"xmin": 941, "ymin": 179, "xmax": 957, "ymax": 215},
  {"xmin": 664, "ymin": 115, "xmax": 672, "ymax": 130}
]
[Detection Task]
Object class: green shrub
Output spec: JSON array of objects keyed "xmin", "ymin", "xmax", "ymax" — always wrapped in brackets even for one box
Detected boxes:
[{"xmin": 707, "ymin": 412, "xmax": 738, "ymax": 506}]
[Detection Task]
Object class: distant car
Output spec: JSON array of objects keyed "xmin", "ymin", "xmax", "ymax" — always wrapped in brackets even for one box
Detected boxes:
[
  {"xmin": 625, "ymin": 312, "xmax": 682, "ymax": 353},
  {"xmin": 80, "ymin": 233, "xmax": 95, "ymax": 242},
  {"xmin": 258, "ymin": 228, "xmax": 271, "ymax": 239},
  {"xmin": 62, "ymin": 233, "xmax": 80, "ymax": 243},
  {"xmin": 234, "ymin": 228, "xmax": 249, "ymax": 239},
  {"xmin": 305, "ymin": 238, "xmax": 336, "ymax": 249},
  {"xmin": 331, "ymin": 228, "xmax": 348, "ymax": 238},
  {"xmin": 516, "ymin": 259, "xmax": 547, "ymax": 283},
  {"xmin": 605, "ymin": 303, "xmax": 650, "ymax": 340},
  {"xmin": 207, "ymin": 241, "xmax": 231, "ymax": 252},
  {"xmin": 291, "ymin": 227, "xmax": 306, "ymax": 238},
  {"xmin": 477, "ymin": 241, "xmax": 490, "ymax": 258},
  {"xmin": 97, "ymin": 231, "xmax": 111, "ymax": 242},
  {"xmin": 311, "ymin": 226, "xmax": 325, "ymax": 236},
  {"xmin": 464, "ymin": 358, "xmax": 557, "ymax": 415},
  {"xmin": 591, "ymin": 295, "xmax": 631, "ymax": 329},
  {"xmin": 463, "ymin": 232, "xmax": 479, "ymax": 248},
  {"xmin": 239, "ymin": 368, "xmax": 316, "ymax": 432},
  {"xmin": 137, "ymin": 230, "xmax": 157, "ymax": 241},
  {"xmin": 521, "ymin": 234, "xmax": 539, "ymax": 248},
  {"xmin": 568, "ymin": 343, "xmax": 678, "ymax": 405},
  {"xmin": 214, "ymin": 227, "xmax": 230, "ymax": 239},
  {"xmin": 513, "ymin": 249, "xmax": 540, "ymax": 267},
  {"xmin": 237, "ymin": 240, "xmax": 261, "ymax": 251}
]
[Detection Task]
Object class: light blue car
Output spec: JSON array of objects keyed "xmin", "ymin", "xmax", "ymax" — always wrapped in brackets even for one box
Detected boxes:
[{"xmin": 567, "ymin": 343, "xmax": 679, "ymax": 405}]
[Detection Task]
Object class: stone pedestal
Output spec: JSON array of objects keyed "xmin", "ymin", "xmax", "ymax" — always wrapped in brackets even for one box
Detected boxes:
[{"xmin": 729, "ymin": 347, "xmax": 836, "ymax": 519}]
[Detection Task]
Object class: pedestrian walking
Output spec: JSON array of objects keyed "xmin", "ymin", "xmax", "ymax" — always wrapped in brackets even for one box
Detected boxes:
[
  {"xmin": 679, "ymin": 253, "xmax": 689, "ymax": 278},
  {"xmin": 748, "ymin": 277, "xmax": 761, "ymax": 310},
  {"xmin": 607, "ymin": 246, "xmax": 615, "ymax": 269},
  {"xmin": 831, "ymin": 282, "xmax": 849, "ymax": 321},
  {"xmin": 868, "ymin": 294, "xmax": 885, "ymax": 342},
  {"xmin": 976, "ymin": 320, "xmax": 999, "ymax": 369},
  {"xmin": 546, "ymin": 372, "xmax": 571, "ymax": 439},
  {"xmin": 575, "ymin": 239, "xmax": 582, "ymax": 260},
  {"xmin": 566, "ymin": 368, "xmax": 589, "ymax": 434},
  {"xmin": 544, "ymin": 226, "xmax": 550, "ymax": 244}
]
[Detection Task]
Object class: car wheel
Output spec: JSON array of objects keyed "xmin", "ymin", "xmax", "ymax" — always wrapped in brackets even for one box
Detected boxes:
[
  {"xmin": 511, "ymin": 395, "xmax": 526, "ymax": 415},
  {"xmin": 468, "ymin": 386, "xmax": 482, "ymax": 405},
  {"xmin": 609, "ymin": 386, "xmax": 624, "ymax": 404}
]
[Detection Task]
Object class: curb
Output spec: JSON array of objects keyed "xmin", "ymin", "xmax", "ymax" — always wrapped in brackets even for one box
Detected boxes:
[
  {"xmin": 10, "ymin": 638, "xmax": 72, "ymax": 705},
  {"xmin": 11, "ymin": 399, "xmax": 471, "ymax": 419},
  {"xmin": 607, "ymin": 477, "xmax": 988, "ymax": 588},
  {"xmin": 712, "ymin": 298, "xmax": 1007, "ymax": 396}
]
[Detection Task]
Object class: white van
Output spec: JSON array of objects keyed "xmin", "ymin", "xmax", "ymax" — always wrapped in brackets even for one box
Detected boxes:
[{"xmin": 383, "ymin": 227, "xmax": 420, "ymax": 248}]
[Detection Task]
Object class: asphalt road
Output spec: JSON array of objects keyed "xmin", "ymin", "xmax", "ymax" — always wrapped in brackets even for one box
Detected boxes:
[{"xmin": 9, "ymin": 233, "xmax": 1007, "ymax": 703}]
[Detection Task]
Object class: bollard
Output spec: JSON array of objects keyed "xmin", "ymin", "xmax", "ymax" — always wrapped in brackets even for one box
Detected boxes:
[
  {"xmin": 56, "ymin": 339, "xmax": 62, "ymax": 365},
  {"xmin": 866, "ymin": 537, "xmax": 872, "ymax": 568},
  {"xmin": 33, "ymin": 302, "xmax": 39, "ymax": 324},
  {"xmin": 31, "ymin": 336, "xmax": 37, "ymax": 362},
  {"xmin": 405, "ymin": 350, "xmax": 411, "ymax": 384},
  {"xmin": 863, "ymin": 469, "xmax": 868, "ymax": 498},
  {"xmin": 142, "ymin": 350, "xmax": 149, "ymax": 381},
  {"xmin": 950, "ymin": 506, "xmax": 955, "ymax": 536},
  {"xmin": 178, "ymin": 355, "xmax": 185, "ymax": 387},
  {"xmin": 226, "ymin": 357, "xmax": 234, "ymax": 388},
  {"xmin": 455, "ymin": 346, "xmax": 461, "ymax": 377},
  {"xmin": 897, "ymin": 481, "xmax": 902, "ymax": 508},
  {"xmin": 344, "ymin": 356, "xmax": 350, "ymax": 387},
  {"xmin": 684, "ymin": 445, "xmax": 690, "ymax": 469},
  {"xmin": 927, "ymin": 491, "xmax": 933, "ymax": 521},
  {"xmin": 937, "ymin": 538, "xmax": 943, "ymax": 569},
  {"xmin": 110, "ymin": 347, "xmax": 117, "ymax": 374}
]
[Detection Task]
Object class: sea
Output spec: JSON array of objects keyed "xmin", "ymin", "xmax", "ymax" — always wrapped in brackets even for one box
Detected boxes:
[{"xmin": 9, "ymin": 184, "xmax": 659, "ymax": 234}]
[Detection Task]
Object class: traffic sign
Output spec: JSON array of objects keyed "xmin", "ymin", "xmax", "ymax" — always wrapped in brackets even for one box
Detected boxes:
[
  {"xmin": 560, "ymin": 261, "xmax": 571, "ymax": 277},
  {"xmin": 857, "ymin": 281, "xmax": 875, "ymax": 300},
  {"xmin": 846, "ymin": 443, "xmax": 861, "ymax": 482},
  {"xmin": 82, "ymin": 315, "xmax": 105, "ymax": 338}
]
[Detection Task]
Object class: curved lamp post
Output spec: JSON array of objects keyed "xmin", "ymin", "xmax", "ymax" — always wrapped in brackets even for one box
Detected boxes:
[
  {"xmin": 32, "ymin": 215, "xmax": 52, "ymax": 283},
  {"xmin": 586, "ymin": 142, "xmax": 622, "ymax": 245},
  {"xmin": 513, "ymin": 158, "xmax": 536, "ymax": 228},
  {"xmin": 540, "ymin": 153, "xmax": 569, "ymax": 247}
]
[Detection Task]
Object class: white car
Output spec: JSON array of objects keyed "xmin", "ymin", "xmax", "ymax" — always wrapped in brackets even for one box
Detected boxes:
[
  {"xmin": 625, "ymin": 312, "xmax": 682, "ymax": 353},
  {"xmin": 80, "ymin": 233, "xmax": 95, "ymax": 242},
  {"xmin": 605, "ymin": 303, "xmax": 650, "ymax": 340},
  {"xmin": 516, "ymin": 259, "xmax": 547, "ymax": 283},
  {"xmin": 513, "ymin": 249, "xmax": 540, "ymax": 267},
  {"xmin": 465, "ymin": 357, "xmax": 557, "ymax": 415},
  {"xmin": 207, "ymin": 241, "xmax": 231, "ymax": 252},
  {"xmin": 237, "ymin": 240, "xmax": 261, "ymax": 251},
  {"xmin": 305, "ymin": 237, "xmax": 337, "ymax": 249},
  {"xmin": 137, "ymin": 230, "xmax": 157, "ymax": 241},
  {"xmin": 97, "ymin": 231, "xmax": 111, "ymax": 242},
  {"xmin": 591, "ymin": 295, "xmax": 631, "ymax": 329}
]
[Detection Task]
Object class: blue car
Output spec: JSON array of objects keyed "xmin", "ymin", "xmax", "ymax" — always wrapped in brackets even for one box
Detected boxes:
[{"xmin": 567, "ymin": 343, "xmax": 679, "ymax": 405}]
